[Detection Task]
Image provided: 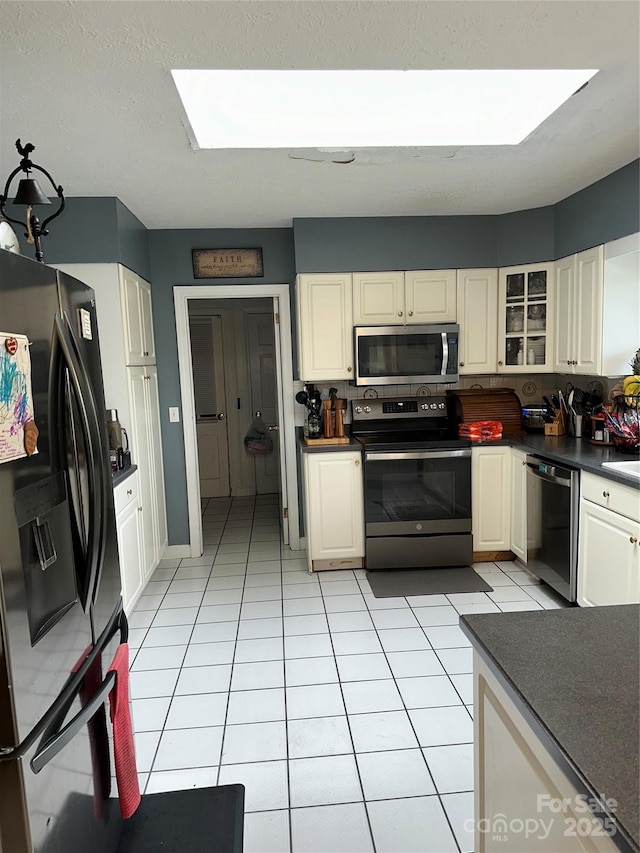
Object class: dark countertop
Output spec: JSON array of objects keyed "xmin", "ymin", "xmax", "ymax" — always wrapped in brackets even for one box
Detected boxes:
[
  {"xmin": 511, "ymin": 433, "xmax": 640, "ymax": 489},
  {"xmin": 112, "ymin": 464, "xmax": 137, "ymax": 488},
  {"xmin": 461, "ymin": 606, "xmax": 640, "ymax": 852}
]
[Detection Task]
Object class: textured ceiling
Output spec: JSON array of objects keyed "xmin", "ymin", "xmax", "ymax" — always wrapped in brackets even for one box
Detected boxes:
[{"xmin": 0, "ymin": 1, "xmax": 638, "ymax": 229}]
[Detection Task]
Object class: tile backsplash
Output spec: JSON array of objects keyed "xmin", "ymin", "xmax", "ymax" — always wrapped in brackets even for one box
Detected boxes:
[{"xmin": 292, "ymin": 374, "xmax": 611, "ymax": 426}]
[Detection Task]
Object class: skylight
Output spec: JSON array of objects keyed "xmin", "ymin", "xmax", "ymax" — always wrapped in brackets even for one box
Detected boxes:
[{"xmin": 172, "ymin": 69, "xmax": 597, "ymax": 149}]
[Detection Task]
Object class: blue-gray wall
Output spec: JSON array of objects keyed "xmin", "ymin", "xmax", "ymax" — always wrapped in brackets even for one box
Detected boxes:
[
  {"xmin": 147, "ymin": 228, "xmax": 296, "ymax": 545},
  {"xmin": 554, "ymin": 159, "xmax": 640, "ymax": 257},
  {"xmin": 5, "ymin": 196, "xmax": 152, "ymax": 279}
]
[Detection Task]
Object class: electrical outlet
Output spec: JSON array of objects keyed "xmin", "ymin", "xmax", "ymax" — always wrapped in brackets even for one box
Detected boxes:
[
  {"xmin": 169, "ymin": 407, "xmax": 180, "ymax": 422},
  {"xmin": 489, "ymin": 377, "xmax": 502, "ymax": 387}
]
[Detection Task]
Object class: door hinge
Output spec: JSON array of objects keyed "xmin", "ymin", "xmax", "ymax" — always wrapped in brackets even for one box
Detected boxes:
[
  {"xmin": 275, "ymin": 313, "xmax": 280, "ymax": 324},
  {"xmin": 283, "ymin": 507, "xmax": 288, "ymax": 518}
]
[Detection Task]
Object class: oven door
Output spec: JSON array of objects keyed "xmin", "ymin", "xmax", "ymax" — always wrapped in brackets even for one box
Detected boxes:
[{"xmin": 363, "ymin": 448, "xmax": 472, "ymax": 536}]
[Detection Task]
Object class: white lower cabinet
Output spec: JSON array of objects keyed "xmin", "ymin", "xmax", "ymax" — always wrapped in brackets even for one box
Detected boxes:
[
  {"xmin": 303, "ymin": 451, "xmax": 364, "ymax": 571},
  {"xmin": 114, "ymin": 472, "xmax": 144, "ymax": 614},
  {"xmin": 474, "ymin": 652, "xmax": 618, "ymax": 853},
  {"xmin": 578, "ymin": 480, "xmax": 640, "ymax": 607},
  {"xmin": 472, "ymin": 446, "xmax": 511, "ymax": 552}
]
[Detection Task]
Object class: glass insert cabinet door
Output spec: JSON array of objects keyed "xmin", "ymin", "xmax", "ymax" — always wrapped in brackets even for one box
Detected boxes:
[{"xmin": 498, "ymin": 263, "xmax": 554, "ymax": 372}]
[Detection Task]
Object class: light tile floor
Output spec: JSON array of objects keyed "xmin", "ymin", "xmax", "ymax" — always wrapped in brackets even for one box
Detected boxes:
[{"xmin": 128, "ymin": 495, "xmax": 567, "ymax": 853}]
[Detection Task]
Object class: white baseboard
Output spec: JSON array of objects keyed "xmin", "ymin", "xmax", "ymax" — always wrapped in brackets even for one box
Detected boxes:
[{"xmin": 162, "ymin": 544, "xmax": 192, "ymax": 559}]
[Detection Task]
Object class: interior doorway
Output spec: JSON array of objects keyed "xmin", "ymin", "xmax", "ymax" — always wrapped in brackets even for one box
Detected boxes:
[
  {"xmin": 188, "ymin": 298, "xmax": 279, "ymax": 498},
  {"xmin": 174, "ymin": 284, "xmax": 299, "ymax": 557}
]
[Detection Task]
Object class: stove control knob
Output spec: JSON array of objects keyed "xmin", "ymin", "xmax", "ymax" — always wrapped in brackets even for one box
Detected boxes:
[
  {"xmin": 438, "ymin": 402, "xmax": 446, "ymax": 410},
  {"xmin": 363, "ymin": 405, "xmax": 372, "ymax": 414},
  {"xmin": 353, "ymin": 406, "xmax": 363, "ymax": 414},
  {"xmin": 430, "ymin": 403, "xmax": 437, "ymax": 410},
  {"xmin": 421, "ymin": 403, "xmax": 429, "ymax": 410}
]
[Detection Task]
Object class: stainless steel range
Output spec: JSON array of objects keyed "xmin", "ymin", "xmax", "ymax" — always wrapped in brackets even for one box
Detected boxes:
[{"xmin": 351, "ymin": 396, "xmax": 472, "ymax": 570}]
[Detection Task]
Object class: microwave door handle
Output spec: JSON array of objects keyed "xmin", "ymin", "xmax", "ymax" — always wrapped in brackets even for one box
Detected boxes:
[{"xmin": 440, "ymin": 332, "xmax": 449, "ymax": 376}]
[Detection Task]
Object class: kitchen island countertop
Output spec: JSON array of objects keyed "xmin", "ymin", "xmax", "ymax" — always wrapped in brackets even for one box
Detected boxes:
[{"xmin": 461, "ymin": 605, "xmax": 640, "ymax": 852}]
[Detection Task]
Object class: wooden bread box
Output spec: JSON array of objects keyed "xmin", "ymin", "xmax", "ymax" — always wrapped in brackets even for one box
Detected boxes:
[{"xmin": 446, "ymin": 388, "xmax": 523, "ymax": 435}]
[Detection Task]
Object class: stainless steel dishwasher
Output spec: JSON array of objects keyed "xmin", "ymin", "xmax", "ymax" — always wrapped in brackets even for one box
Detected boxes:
[{"xmin": 526, "ymin": 455, "xmax": 580, "ymax": 602}]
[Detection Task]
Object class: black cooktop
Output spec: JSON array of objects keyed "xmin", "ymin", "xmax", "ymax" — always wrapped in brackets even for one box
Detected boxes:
[{"xmin": 354, "ymin": 434, "xmax": 471, "ymax": 451}]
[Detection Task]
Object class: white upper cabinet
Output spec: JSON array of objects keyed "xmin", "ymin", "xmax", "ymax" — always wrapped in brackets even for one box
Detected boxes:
[
  {"xmin": 602, "ymin": 233, "xmax": 640, "ymax": 377},
  {"xmin": 352, "ymin": 270, "xmax": 457, "ymax": 325},
  {"xmin": 498, "ymin": 262, "xmax": 554, "ymax": 373},
  {"xmin": 404, "ymin": 270, "xmax": 457, "ymax": 323},
  {"xmin": 553, "ymin": 246, "xmax": 604, "ymax": 375},
  {"xmin": 352, "ymin": 272, "xmax": 404, "ymax": 324},
  {"xmin": 456, "ymin": 269, "xmax": 498, "ymax": 375},
  {"xmin": 297, "ymin": 273, "xmax": 354, "ymax": 381},
  {"xmin": 120, "ymin": 267, "xmax": 155, "ymax": 365}
]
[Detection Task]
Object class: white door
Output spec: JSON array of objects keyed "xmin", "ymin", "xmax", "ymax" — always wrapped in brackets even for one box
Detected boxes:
[
  {"xmin": 146, "ymin": 366, "xmax": 167, "ymax": 553},
  {"xmin": 247, "ymin": 313, "xmax": 280, "ymax": 494},
  {"xmin": 553, "ymin": 256, "xmax": 575, "ymax": 372},
  {"xmin": 190, "ymin": 316, "xmax": 230, "ymax": 497},
  {"xmin": 128, "ymin": 366, "xmax": 156, "ymax": 580},
  {"xmin": 297, "ymin": 273, "xmax": 354, "ymax": 380},
  {"xmin": 574, "ymin": 245, "xmax": 604, "ymax": 375},
  {"xmin": 405, "ymin": 270, "xmax": 457, "ymax": 323},
  {"xmin": 352, "ymin": 272, "xmax": 404, "ymax": 325},
  {"xmin": 456, "ymin": 269, "xmax": 498, "ymax": 374},
  {"xmin": 578, "ymin": 501, "xmax": 640, "ymax": 606}
]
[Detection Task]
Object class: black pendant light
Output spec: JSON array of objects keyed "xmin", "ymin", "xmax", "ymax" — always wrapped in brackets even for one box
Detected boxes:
[{"xmin": 0, "ymin": 139, "xmax": 65, "ymax": 262}]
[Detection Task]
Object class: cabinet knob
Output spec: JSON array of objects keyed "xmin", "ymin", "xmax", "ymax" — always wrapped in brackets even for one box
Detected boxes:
[
  {"xmin": 347, "ymin": 367, "xmax": 352, "ymax": 372},
  {"xmin": 567, "ymin": 360, "xmax": 571, "ymax": 365},
  {"xmin": 408, "ymin": 311, "xmax": 413, "ymax": 317},
  {"xmin": 573, "ymin": 360, "xmax": 578, "ymax": 365},
  {"xmin": 144, "ymin": 351, "xmax": 149, "ymax": 356},
  {"xmin": 138, "ymin": 506, "xmax": 143, "ymax": 512},
  {"xmin": 522, "ymin": 460, "xmax": 526, "ymax": 466},
  {"xmin": 127, "ymin": 489, "xmax": 132, "ymax": 495},
  {"xmin": 355, "ymin": 459, "xmax": 360, "ymax": 466},
  {"xmin": 398, "ymin": 311, "xmax": 403, "ymax": 317},
  {"xmin": 603, "ymin": 491, "xmax": 610, "ymax": 498},
  {"xmin": 459, "ymin": 362, "xmax": 465, "ymax": 367},
  {"xmin": 630, "ymin": 537, "xmax": 638, "ymax": 544},
  {"xmin": 498, "ymin": 360, "xmax": 503, "ymax": 367}
]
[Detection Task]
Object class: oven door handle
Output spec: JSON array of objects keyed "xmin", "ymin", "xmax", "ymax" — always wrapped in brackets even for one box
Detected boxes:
[{"xmin": 365, "ymin": 449, "xmax": 471, "ymax": 462}]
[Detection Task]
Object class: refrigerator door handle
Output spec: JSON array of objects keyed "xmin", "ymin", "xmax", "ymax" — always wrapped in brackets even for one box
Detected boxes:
[
  {"xmin": 0, "ymin": 605, "xmax": 127, "ymax": 764},
  {"xmin": 52, "ymin": 313, "xmax": 108, "ymax": 612},
  {"xmin": 30, "ymin": 671, "xmax": 116, "ymax": 774}
]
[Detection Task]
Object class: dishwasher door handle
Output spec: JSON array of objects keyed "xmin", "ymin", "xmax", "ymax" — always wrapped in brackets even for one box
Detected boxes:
[{"xmin": 526, "ymin": 463, "xmax": 572, "ymax": 487}]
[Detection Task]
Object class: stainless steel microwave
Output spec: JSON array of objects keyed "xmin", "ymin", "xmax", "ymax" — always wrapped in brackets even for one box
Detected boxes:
[{"xmin": 354, "ymin": 323, "xmax": 460, "ymax": 386}]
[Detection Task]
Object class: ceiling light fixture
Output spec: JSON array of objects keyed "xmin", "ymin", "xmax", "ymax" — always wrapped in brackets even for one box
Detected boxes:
[
  {"xmin": 172, "ymin": 69, "xmax": 598, "ymax": 150},
  {"xmin": 0, "ymin": 139, "xmax": 65, "ymax": 263}
]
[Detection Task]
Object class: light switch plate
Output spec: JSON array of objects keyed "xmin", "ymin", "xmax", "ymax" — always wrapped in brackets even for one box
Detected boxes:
[{"xmin": 169, "ymin": 407, "xmax": 180, "ymax": 422}]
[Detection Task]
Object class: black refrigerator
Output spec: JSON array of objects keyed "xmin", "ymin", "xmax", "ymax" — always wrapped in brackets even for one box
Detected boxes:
[{"xmin": 0, "ymin": 250, "xmax": 125, "ymax": 852}]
